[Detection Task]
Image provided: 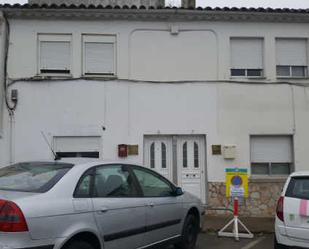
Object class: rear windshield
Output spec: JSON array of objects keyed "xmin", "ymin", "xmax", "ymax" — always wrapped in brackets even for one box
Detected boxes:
[
  {"xmin": 286, "ymin": 177, "xmax": 309, "ymax": 200},
  {"xmin": 0, "ymin": 162, "xmax": 74, "ymax": 193}
]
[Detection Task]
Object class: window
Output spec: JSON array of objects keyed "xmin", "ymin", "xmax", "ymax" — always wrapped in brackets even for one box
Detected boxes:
[
  {"xmin": 183, "ymin": 142, "xmax": 188, "ymax": 168},
  {"xmin": 53, "ymin": 136, "xmax": 101, "ymax": 159},
  {"xmin": 276, "ymin": 38, "xmax": 308, "ymax": 78},
  {"xmin": 150, "ymin": 142, "xmax": 155, "ymax": 169},
  {"xmin": 75, "ymin": 172, "xmax": 92, "ymax": 198},
  {"xmin": 194, "ymin": 142, "xmax": 199, "ymax": 168},
  {"xmin": 230, "ymin": 38, "xmax": 264, "ymax": 77},
  {"xmin": 83, "ymin": 35, "xmax": 116, "ymax": 76},
  {"xmin": 132, "ymin": 167, "xmax": 174, "ymax": 197},
  {"xmin": 0, "ymin": 162, "xmax": 73, "ymax": 193},
  {"xmin": 286, "ymin": 177, "xmax": 309, "ymax": 200},
  {"xmin": 161, "ymin": 142, "xmax": 166, "ymax": 169},
  {"xmin": 94, "ymin": 165, "xmax": 139, "ymax": 197},
  {"xmin": 250, "ymin": 135, "xmax": 293, "ymax": 176},
  {"xmin": 38, "ymin": 34, "xmax": 71, "ymax": 75}
]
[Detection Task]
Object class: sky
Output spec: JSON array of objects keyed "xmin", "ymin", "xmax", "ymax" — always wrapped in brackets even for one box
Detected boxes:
[{"xmin": 1, "ymin": 0, "xmax": 309, "ymax": 9}]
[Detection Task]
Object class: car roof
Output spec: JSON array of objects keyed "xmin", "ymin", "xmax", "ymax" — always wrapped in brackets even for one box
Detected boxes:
[{"xmin": 290, "ymin": 171, "xmax": 309, "ymax": 177}]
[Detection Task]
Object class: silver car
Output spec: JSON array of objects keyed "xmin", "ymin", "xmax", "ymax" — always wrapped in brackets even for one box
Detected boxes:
[{"xmin": 0, "ymin": 161, "xmax": 204, "ymax": 249}]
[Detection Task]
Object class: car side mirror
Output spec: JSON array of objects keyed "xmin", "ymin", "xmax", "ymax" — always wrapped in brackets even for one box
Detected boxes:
[{"xmin": 174, "ymin": 187, "xmax": 184, "ymax": 196}]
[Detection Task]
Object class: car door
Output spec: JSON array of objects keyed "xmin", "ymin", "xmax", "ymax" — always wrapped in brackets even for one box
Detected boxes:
[
  {"xmin": 131, "ymin": 166, "xmax": 184, "ymax": 246},
  {"xmin": 91, "ymin": 164, "xmax": 146, "ymax": 249},
  {"xmin": 284, "ymin": 176, "xmax": 309, "ymax": 240}
]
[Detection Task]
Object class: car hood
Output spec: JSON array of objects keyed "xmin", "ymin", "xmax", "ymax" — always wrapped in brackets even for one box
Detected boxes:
[{"xmin": 0, "ymin": 190, "xmax": 38, "ymax": 202}]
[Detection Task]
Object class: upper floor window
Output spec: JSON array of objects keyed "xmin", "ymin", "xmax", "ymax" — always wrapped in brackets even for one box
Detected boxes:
[
  {"xmin": 276, "ymin": 38, "xmax": 308, "ymax": 78},
  {"xmin": 230, "ymin": 38, "xmax": 264, "ymax": 78},
  {"xmin": 38, "ymin": 34, "xmax": 72, "ymax": 75},
  {"xmin": 250, "ymin": 135, "xmax": 293, "ymax": 176},
  {"xmin": 82, "ymin": 35, "xmax": 116, "ymax": 76}
]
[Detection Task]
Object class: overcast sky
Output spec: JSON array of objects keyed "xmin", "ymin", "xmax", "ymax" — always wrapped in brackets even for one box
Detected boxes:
[{"xmin": 1, "ymin": 0, "xmax": 309, "ymax": 9}]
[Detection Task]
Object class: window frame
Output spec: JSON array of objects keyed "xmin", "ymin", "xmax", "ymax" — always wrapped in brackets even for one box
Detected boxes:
[
  {"xmin": 37, "ymin": 34, "xmax": 72, "ymax": 76},
  {"xmin": 231, "ymin": 68, "xmax": 264, "ymax": 78},
  {"xmin": 230, "ymin": 37, "xmax": 264, "ymax": 79},
  {"xmin": 250, "ymin": 135, "xmax": 294, "ymax": 177},
  {"xmin": 130, "ymin": 165, "xmax": 177, "ymax": 198},
  {"xmin": 74, "ymin": 164, "xmax": 143, "ymax": 199},
  {"xmin": 276, "ymin": 65, "xmax": 308, "ymax": 78},
  {"xmin": 82, "ymin": 34, "xmax": 117, "ymax": 77}
]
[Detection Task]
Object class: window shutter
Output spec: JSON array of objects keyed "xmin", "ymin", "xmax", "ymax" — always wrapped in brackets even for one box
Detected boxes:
[
  {"xmin": 40, "ymin": 41, "xmax": 70, "ymax": 71},
  {"xmin": 276, "ymin": 39, "xmax": 307, "ymax": 66},
  {"xmin": 84, "ymin": 42, "xmax": 114, "ymax": 74},
  {"xmin": 250, "ymin": 136, "xmax": 292, "ymax": 163},
  {"xmin": 231, "ymin": 38, "xmax": 263, "ymax": 69},
  {"xmin": 54, "ymin": 136, "xmax": 101, "ymax": 152}
]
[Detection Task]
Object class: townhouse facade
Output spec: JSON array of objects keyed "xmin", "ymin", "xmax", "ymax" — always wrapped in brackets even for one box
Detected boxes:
[{"xmin": 1, "ymin": 0, "xmax": 309, "ymax": 216}]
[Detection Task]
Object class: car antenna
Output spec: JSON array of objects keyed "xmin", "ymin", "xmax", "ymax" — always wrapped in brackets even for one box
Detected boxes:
[{"xmin": 40, "ymin": 131, "xmax": 61, "ymax": 161}]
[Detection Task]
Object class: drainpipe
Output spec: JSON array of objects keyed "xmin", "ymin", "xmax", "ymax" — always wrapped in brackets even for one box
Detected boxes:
[
  {"xmin": 181, "ymin": 0, "xmax": 196, "ymax": 8},
  {"xmin": 2, "ymin": 12, "xmax": 17, "ymax": 164}
]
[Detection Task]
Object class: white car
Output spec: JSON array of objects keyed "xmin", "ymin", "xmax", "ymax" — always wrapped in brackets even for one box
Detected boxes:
[
  {"xmin": 275, "ymin": 171, "xmax": 309, "ymax": 249},
  {"xmin": 0, "ymin": 160, "xmax": 204, "ymax": 249}
]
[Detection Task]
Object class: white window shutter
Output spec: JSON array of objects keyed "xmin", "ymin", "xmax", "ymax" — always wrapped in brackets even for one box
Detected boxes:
[
  {"xmin": 40, "ymin": 41, "xmax": 70, "ymax": 71},
  {"xmin": 276, "ymin": 39, "xmax": 307, "ymax": 66},
  {"xmin": 231, "ymin": 38, "xmax": 263, "ymax": 69},
  {"xmin": 54, "ymin": 136, "xmax": 101, "ymax": 152},
  {"xmin": 84, "ymin": 42, "xmax": 114, "ymax": 74},
  {"xmin": 250, "ymin": 136, "xmax": 292, "ymax": 163}
]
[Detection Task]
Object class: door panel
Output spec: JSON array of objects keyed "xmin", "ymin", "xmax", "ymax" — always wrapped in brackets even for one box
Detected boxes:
[
  {"xmin": 177, "ymin": 136, "xmax": 206, "ymax": 203},
  {"xmin": 144, "ymin": 135, "xmax": 206, "ymax": 204},
  {"xmin": 144, "ymin": 136, "xmax": 173, "ymax": 181},
  {"xmin": 284, "ymin": 177, "xmax": 309, "ymax": 240},
  {"xmin": 131, "ymin": 166, "xmax": 183, "ymax": 246},
  {"xmin": 91, "ymin": 165, "xmax": 146, "ymax": 249}
]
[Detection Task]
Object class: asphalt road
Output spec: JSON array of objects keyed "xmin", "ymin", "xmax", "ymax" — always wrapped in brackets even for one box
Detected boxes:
[
  {"xmin": 169, "ymin": 233, "xmax": 274, "ymax": 249},
  {"xmin": 195, "ymin": 233, "xmax": 274, "ymax": 249}
]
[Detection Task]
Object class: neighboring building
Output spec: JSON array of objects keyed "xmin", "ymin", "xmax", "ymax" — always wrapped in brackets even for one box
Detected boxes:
[{"xmin": 0, "ymin": 0, "xmax": 309, "ymax": 216}]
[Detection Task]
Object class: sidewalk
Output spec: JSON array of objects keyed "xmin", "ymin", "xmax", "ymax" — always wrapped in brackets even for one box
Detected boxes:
[{"xmin": 202, "ymin": 215, "xmax": 275, "ymax": 233}]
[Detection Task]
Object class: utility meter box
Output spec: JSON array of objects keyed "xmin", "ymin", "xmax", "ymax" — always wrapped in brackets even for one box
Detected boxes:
[{"xmin": 222, "ymin": 145, "xmax": 236, "ymax": 159}]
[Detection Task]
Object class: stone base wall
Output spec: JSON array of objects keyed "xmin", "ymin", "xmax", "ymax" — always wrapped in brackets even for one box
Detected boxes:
[{"xmin": 207, "ymin": 179, "xmax": 286, "ymax": 217}]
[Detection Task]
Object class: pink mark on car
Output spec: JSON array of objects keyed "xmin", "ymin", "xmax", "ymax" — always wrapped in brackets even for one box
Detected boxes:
[{"xmin": 299, "ymin": 199, "xmax": 308, "ymax": 217}]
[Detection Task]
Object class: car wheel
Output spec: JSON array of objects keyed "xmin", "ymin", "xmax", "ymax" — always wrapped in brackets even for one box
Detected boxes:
[
  {"xmin": 64, "ymin": 240, "xmax": 95, "ymax": 249},
  {"xmin": 175, "ymin": 214, "xmax": 199, "ymax": 249},
  {"xmin": 274, "ymin": 236, "xmax": 289, "ymax": 249}
]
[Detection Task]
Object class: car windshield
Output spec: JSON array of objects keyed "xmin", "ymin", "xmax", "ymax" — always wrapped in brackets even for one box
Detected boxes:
[{"xmin": 0, "ymin": 162, "xmax": 74, "ymax": 193}]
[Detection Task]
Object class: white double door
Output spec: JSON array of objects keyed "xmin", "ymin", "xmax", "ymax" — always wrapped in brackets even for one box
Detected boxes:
[{"xmin": 144, "ymin": 135, "xmax": 206, "ymax": 204}]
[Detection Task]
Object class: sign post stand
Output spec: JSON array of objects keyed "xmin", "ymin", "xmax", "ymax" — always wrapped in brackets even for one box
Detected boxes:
[
  {"xmin": 218, "ymin": 197, "xmax": 254, "ymax": 240},
  {"xmin": 218, "ymin": 168, "xmax": 254, "ymax": 241}
]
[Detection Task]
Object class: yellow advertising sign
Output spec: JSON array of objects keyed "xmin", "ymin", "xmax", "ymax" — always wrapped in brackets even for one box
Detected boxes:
[{"xmin": 225, "ymin": 168, "xmax": 249, "ymax": 198}]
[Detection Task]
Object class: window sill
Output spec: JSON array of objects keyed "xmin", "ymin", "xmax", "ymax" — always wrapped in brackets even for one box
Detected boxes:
[
  {"xmin": 35, "ymin": 74, "xmax": 73, "ymax": 79},
  {"xmin": 230, "ymin": 76, "xmax": 266, "ymax": 80},
  {"xmin": 249, "ymin": 175, "xmax": 288, "ymax": 183},
  {"xmin": 276, "ymin": 77, "xmax": 309, "ymax": 80},
  {"xmin": 82, "ymin": 74, "xmax": 117, "ymax": 80}
]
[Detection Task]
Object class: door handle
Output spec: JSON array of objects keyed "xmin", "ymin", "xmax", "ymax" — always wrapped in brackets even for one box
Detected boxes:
[
  {"xmin": 148, "ymin": 203, "xmax": 154, "ymax": 208},
  {"xmin": 100, "ymin": 207, "xmax": 109, "ymax": 213}
]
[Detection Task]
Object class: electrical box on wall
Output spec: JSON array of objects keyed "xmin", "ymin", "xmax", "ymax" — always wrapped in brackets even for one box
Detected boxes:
[{"xmin": 222, "ymin": 145, "xmax": 236, "ymax": 159}]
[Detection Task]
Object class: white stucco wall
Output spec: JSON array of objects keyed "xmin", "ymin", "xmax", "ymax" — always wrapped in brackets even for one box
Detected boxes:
[
  {"xmin": 6, "ymin": 19, "xmax": 309, "ymax": 82},
  {"xmin": 1, "ymin": 80, "xmax": 308, "ymax": 182},
  {"xmin": 1, "ymin": 18, "xmax": 309, "ymax": 183}
]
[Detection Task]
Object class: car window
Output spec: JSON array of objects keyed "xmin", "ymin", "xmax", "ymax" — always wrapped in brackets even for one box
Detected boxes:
[
  {"xmin": 286, "ymin": 177, "xmax": 309, "ymax": 200},
  {"xmin": 132, "ymin": 167, "xmax": 174, "ymax": 197},
  {"xmin": 0, "ymin": 162, "xmax": 73, "ymax": 193},
  {"xmin": 75, "ymin": 173, "xmax": 92, "ymax": 198},
  {"xmin": 94, "ymin": 165, "xmax": 139, "ymax": 197}
]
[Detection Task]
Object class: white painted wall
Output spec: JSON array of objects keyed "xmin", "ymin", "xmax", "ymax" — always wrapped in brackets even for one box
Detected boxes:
[
  {"xmin": 1, "ymin": 79, "xmax": 309, "ymax": 183},
  {"xmin": 1, "ymin": 18, "xmax": 309, "ymax": 184},
  {"xmin": 7, "ymin": 19, "xmax": 309, "ymax": 82}
]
